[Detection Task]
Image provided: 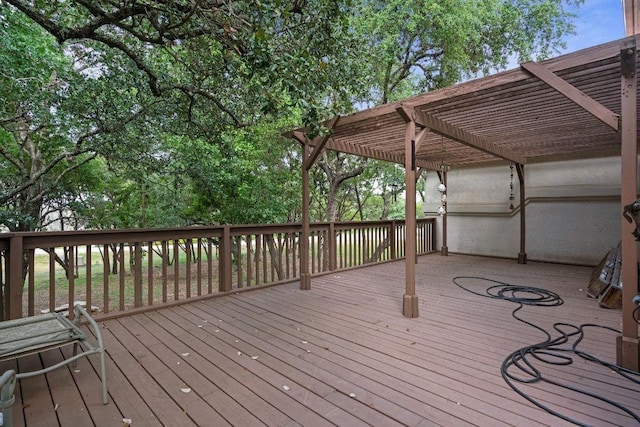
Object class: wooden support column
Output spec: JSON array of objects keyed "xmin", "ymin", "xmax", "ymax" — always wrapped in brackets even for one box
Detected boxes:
[
  {"xmin": 401, "ymin": 113, "xmax": 419, "ymax": 318},
  {"xmin": 291, "ymin": 117, "xmax": 340, "ymax": 291},
  {"xmin": 618, "ymin": 38, "xmax": 639, "ymax": 371},
  {"xmin": 515, "ymin": 164, "xmax": 527, "ymax": 264},
  {"xmin": 300, "ymin": 141, "xmax": 312, "ymax": 290}
]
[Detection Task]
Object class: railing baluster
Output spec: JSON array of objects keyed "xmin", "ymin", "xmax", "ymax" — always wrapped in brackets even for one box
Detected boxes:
[
  {"xmin": 262, "ymin": 235, "xmax": 268, "ymax": 283},
  {"xmin": 291, "ymin": 233, "xmax": 297, "ymax": 278},
  {"xmin": 86, "ymin": 245, "xmax": 92, "ymax": 312},
  {"xmin": 277, "ymin": 233, "xmax": 284, "ymax": 279},
  {"xmin": 103, "ymin": 244, "xmax": 109, "ymax": 314},
  {"xmin": 0, "ymin": 249, "xmax": 5, "ymax": 320},
  {"xmin": 173, "ymin": 240, "xmax": 180, "ymax": 300},
  {"xmin": 197, "ymin": 239, "xmax": 202, "ymax": 296},
  {"xmin": 27, "ymin": 249, "xmax": 35, "ymax": 316},
  {"xmin": 285, "ymin": 233, "xmax": 290, "ymax": 279},
  {"xmin": 134, "ymin": 242, "xmax": 142, "ymax": 308},
  {"xmin": 309, "ymin": 231, "xmax": 315, "ymax": 274},
  {"xmin": 255, "ymin": 234, "xmax": 262, "ymax": 285},
  {"xmin": 236, "ymin": 236, "xmax": 242, "ymax": 289},
  {"xmin": 246, "ymin": 235, "xmax": 252, "ymax": 287},
  {"xmin": 207, "ymin": 239, "xmax": 213, "ymax": 294},
  {"xmin": 185, "ymin": 239, "xmax": 192, "ymax": 298},
  {"xmin": 162, "ymin": 241, "xmax": 168, "ymax": 303},
  {"xmin": 119, "ymin": 243, "xmax": 125, "ymax": 311},
  {"xmin": 68, "ymin": 246, "xmax": 75, "ymax": 319},
  {"xmin": 49, "ymin": 248, "xmax": 56, "ymax": 314},
  {"xmin": 147, "ymin": 241, "xmax": 154, "ymax": 306}
]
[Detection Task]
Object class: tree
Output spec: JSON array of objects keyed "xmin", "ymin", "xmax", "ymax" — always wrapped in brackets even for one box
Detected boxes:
[
  {"xmin": 1, "ymin": 0, "xmax": 370, "ymax": 228},
  {"xmin": 3, "ymin": 0, "xmax": 363, "ymax": 127},
  {"xmin": 1, "ymin": 0, "xmax": 584, "ymax": 229},
  {"xmin": 0, "ymin": 5, "xmax": 167, "ymax": 233},
  {"xmin": 164, "ymin": 119, "xmax": 303, "ymax": 226},
  {"xmin": 354, "ymin": 0, "xmax": 583, "ymax": 104}
]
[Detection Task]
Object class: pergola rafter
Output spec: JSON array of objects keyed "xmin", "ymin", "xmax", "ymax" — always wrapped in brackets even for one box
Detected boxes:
[
  {"xmin": 520, "ymin": 61, "xmax": 619, "ymax": 130},
  {"xmin": 398, "ymin": 104, "xmax": 527, "ymax": 165}
]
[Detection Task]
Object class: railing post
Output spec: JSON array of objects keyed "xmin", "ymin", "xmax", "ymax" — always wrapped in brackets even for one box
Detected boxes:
[
  {"xmin": 7, "ymin": 235, "xmax": 23, "ymax": 319},
  {"xmin": 134, "ymin": 242, "xmax": 142, "ymax": 308},
  {"xmin": 219, "ymin": 226, "xmax": 232, "ymax": 292},
  {"xmin": 390, "ymin": 221, "xmax": 397, "ymax": 259},
  {"xmin": 329, "ymin": 222, "xmax": 337, "ymax": 271},
  {"xmin": 431, "ymin": 219, "xmax": 437, "ymax": 252}
]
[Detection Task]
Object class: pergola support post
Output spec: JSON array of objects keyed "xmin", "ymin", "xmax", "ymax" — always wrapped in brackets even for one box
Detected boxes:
[
  {"xmin": 402, "ymin": 116, "xmax": 419, "ymax": 318},
  {"xmin": 515, "ymin": 164, "xmax": 527, "ymax": 264},
  {"xmin": 300, "ymin": 142, "xmax": 311, "ymax": 290},
  {"xmin": 291, "ymin": 117, "xmax": 340, "ymax": 291},
  {"xmin": 617, "ymin": 38, "xmax": 639, "ymax": 371}
]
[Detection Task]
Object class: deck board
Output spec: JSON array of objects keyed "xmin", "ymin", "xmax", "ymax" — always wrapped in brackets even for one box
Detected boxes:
[
  {"xmin": 236, "ymin": 278, "xmax": 631, "ymax": 422},
  {"xmin": 2, "ymin": 254, "xmax": 639, "ymax": 426}
]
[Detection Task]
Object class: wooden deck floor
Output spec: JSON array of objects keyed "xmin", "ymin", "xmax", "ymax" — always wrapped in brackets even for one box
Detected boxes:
[{"xmin": 2, "ymin": 254, "xmax": 639, "ymax": 426}]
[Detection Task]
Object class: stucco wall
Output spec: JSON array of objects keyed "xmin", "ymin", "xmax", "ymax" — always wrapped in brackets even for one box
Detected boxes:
[{"xmin": 422, "ymin": 156, "xmax": 624, "ymax": 265}]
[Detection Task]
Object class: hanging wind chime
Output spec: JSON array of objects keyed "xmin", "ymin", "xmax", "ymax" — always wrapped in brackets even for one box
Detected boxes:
[
  {"xmin": 509, "ymin": 163, "xmax": 515, "ymax": 210},
  {"xmin": 438, "ymin": 137, "xmax": 447, "ymax": 216}
]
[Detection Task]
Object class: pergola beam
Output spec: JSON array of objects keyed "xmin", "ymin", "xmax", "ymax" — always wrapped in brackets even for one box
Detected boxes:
[
  {"xmin": 520, "ymin": 61, "xmax": 619, "ymax": 131},
  {"xmin": 414, "ymin": 127, "xmax": 430, "ymax": 152},
  {"xmin": 304, "ymin": 116, "xmax": 340, "ymax": 170},
  {"xmin": 399, "ymin": 105, "xmax": 527, "ymax": 165},
  {"xmin": 325, "ymin": 138, "xmax": 442, "ymax": 170},
  {"xmin": 288, "ymin": 131, "xmax": 307, "ymax": 145}
]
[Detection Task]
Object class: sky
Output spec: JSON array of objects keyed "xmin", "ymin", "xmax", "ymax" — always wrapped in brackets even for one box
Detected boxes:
[{"xmin": 562, "ymin": 0, "xmax": 625, "ymax": 54}]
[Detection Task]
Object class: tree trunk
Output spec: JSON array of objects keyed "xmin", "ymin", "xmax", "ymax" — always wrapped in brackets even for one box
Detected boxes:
[
  {"xmin": 265, "ymin": 234, "xmax": 285, "ymax": 280},
  {"xmin": 319, "ymin": 152, "xmax": 367, "ymax": 222}
]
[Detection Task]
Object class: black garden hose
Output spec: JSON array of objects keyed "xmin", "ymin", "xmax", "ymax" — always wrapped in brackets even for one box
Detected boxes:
[{"xmin": 452, "ymin": 276, "xmax": 640, "ymax": 427}]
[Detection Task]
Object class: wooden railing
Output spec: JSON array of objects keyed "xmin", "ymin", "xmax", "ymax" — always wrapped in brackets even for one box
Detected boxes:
[{"xmin": 0, "ymin": 219, "xmax": 435, "ymax": 320}]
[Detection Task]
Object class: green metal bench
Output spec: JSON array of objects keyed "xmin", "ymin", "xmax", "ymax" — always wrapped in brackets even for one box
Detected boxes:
[{"xmin": 0, "ymin": 304, "xmax": 107, "ymax": 425}]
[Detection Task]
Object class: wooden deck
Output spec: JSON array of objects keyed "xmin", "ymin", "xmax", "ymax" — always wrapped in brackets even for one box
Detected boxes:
[{"xmin": 2, "ymin": 254, "xmax": 639, "ymax": 426}]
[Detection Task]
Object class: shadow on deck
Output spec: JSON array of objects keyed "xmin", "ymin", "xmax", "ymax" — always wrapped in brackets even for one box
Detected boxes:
[{"xmin": 2, "ymin": 254, "xmax": 638, "ymax": 426}]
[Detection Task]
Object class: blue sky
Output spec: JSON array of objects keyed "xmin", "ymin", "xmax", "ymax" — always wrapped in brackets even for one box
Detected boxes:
[{"xmin": 562, "ymin": 0, "xmax": 625, "ymax": 53}]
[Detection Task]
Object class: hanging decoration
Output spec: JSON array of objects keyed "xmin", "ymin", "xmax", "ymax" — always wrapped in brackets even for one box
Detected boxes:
[
  {"xmin": 509, "ymin": 163, "xmax": 515, "ymax": 210},
  {"xmin": 437, "ymin": 136, "xmax": 447, "ymax": 216}
]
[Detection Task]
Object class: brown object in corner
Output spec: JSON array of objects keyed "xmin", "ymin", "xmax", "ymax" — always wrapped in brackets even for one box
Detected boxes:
[
  {"xmin": 597, "ymin": 244, "xmax": 623, "ymax": 309},
  {"xmin": 587, "ymin": 244, "xmax": 619, "ymax": 298}
]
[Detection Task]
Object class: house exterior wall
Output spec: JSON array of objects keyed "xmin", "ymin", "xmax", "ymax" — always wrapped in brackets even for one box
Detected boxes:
[{"xmin": 422, "ymin": 156, "xmax": 623, "ymax": 265}]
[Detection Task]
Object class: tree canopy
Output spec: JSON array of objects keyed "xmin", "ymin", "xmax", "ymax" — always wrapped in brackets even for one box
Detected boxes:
[{"xmin": 0, "ymin": 0, "xmax": 583, "ymax": 231}]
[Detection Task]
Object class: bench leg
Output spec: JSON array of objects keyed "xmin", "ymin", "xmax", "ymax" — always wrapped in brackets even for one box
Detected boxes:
[
  {"xmin": 99, "ymin": 349, "xmax": 108, "ymax": 404},
  {"xmin": 1, "ymin": 370, "xmax": 16, "ymax": 427},
  {"xmin": 71, "ymin": 342, "xmax": 79, "ymax": 367}
]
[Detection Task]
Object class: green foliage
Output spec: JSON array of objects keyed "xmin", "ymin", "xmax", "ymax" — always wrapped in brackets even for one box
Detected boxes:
[
  {"xmin": 351, "ymin": 0, "xmax": 582, "ymax": 103},
  {"xmin": 164, "ymin": 117, "xmax": 303, "ymax": 225},
  {"xmin": 0, "ymin": 0, "xmax": 584, "ymax": 232}
]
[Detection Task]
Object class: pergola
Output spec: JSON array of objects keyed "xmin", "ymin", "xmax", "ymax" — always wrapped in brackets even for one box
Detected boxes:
[{"xmin": 286, "ymin": 31, "xmax": 640, "ymax": 369}]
